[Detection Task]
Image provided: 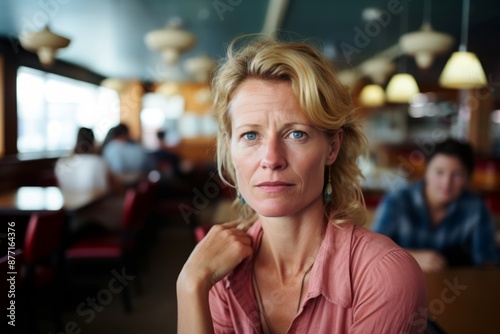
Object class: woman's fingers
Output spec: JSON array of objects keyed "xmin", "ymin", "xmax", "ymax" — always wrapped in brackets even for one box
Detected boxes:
[{"xmin": 182, "ymin": 222, "xmax": 253, "ymax": 287}]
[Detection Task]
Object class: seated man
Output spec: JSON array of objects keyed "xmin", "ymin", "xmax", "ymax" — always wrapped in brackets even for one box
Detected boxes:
[
  {"xmin": 372, "ymin": 138, "xmax": 497, "ymax": 271},
  {"xmin": 102, "ymin": 123, "xmax": 154, "ymax": 186}
]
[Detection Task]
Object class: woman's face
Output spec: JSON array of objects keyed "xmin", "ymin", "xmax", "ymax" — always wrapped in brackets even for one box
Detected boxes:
[
  {"xmin": 425, "ymin": 154, "xmax": 469, "ymax": 205},
  {"xmin": 229, "ymin": 79, "xmax": 341, "ymax": 218}
]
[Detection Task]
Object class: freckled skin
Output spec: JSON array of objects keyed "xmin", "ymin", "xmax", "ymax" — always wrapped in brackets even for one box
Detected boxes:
[{"xmin": 229, "ymin": 79, "xmax": 340, "ymax": 218}]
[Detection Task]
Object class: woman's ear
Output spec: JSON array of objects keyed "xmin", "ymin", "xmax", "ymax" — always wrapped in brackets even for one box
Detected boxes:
[{"xmin": 326, "ymin": 129, "xmax": 343, "ymax": 165}]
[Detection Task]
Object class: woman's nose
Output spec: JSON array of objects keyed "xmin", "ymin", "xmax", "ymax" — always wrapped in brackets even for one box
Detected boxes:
[{"xmin": 260, "ymin": 137, "xmax": 287, "ymax": 170}]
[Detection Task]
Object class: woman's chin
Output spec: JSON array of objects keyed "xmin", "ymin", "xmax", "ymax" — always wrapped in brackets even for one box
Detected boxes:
[
  {"xmin": 249, "ymin": 201, "xmax": 297, "ymax": 218},
  {"xmin": 249, "ymin": 197, "xmax": 320, "ymax": 218}
]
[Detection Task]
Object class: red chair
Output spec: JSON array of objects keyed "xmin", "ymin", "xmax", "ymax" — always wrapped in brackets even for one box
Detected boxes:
[
  {"xmin": 65, "ymin": 187, "xmax": 145, "ymax": 312},
  {"xmin": 23, "ymin": 210, "xmax": 66, "ymax": 333},
  {"xmin": 136, "ymin": 179, "xmax": 158, "ymax": 256},
  {"xmin": 194, "ymin": 225, "xmax": 213, "ymax": 243}
]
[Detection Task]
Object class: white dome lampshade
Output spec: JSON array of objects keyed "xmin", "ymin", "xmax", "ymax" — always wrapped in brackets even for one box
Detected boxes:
[
  {"xmin": 400, "ymin": 23, "xmax": 454, "ymax": 69},
  {"xmin": 439, "ymin": 51, "xmax": 487, "ymax": 89},
  {"xmin": 359, "ymin": 84, "xmax": 385, "ymax": 107},
  {"xmin": 184, "ymin": 54, "xmax": 216, "ymax": 82},
  {"xmin": 144, "ymin": 20, "xmax": 196, "ymax": 65},
  {"xmin": 337, "ymin": 70, "xmax": 359, "ymax": 91},
  {"xmin": 156, "ymin": 82, "xmax": 181, "ymax": 96},
  {"xmin": 386, "ymin": 73, "xmax": 420, "ymax": 103},
  {"xmin": 19, "ymin": 26, "xmax": 70, "ymax": 67},
  {"xmin": 359, "ymin": 58, "xmax": 396, "ymax": 85}
]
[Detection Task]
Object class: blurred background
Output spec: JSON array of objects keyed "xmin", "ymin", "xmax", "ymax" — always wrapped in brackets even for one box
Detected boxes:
[{"xmin": 0, "ymin": 0, "xmax": 499, "ymax": 333}]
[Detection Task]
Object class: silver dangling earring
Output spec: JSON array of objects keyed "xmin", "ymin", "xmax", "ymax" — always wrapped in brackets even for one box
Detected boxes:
[
  {"xmin": 324, "ymin": 166, "xmax": 332, "ymax": 201},
  {"xmin": 237, "ymin": 190, "xmax": 247, "ymax": 205}
]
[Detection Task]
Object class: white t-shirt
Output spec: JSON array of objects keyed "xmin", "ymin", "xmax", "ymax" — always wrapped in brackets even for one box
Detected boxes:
[
  {"xmin": 55, "ymin": 154, "xmax": 123, "ymax": 232},
  {"xmin": 55, "ymin": 154, "xmax": 109, "ymax": 192}
]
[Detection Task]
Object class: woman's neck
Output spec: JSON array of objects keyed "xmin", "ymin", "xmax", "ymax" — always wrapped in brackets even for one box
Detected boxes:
[{"xmin": 256, "ymin": 205, "xmax": 327, "ymax": 283}]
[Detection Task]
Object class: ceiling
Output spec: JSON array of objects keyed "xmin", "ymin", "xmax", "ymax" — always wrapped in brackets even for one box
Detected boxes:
[{"xmin": 1, "ymin": 0, "xmax": 499, "ymax": 86}]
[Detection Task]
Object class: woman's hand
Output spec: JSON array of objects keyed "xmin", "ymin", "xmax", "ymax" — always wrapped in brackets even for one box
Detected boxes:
[
  {"xmin": 179, "ymin": 222, "xmax": 254, "ymax": 292},
  {"xmin": 408, "ymin": 250, "xmax": 447, "ymax": 272},
  {"xmin": 177, "ymin": 222, "xmax": 252, "ymax": 334}
]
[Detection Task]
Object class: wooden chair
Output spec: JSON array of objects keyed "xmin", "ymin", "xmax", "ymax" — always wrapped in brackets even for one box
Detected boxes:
[{"xmin": 65, "ymin": 187, "xmax": 145, "ymax": 312}]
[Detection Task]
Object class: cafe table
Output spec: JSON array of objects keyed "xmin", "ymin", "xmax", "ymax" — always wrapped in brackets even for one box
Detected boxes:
[
  {"xmin": 0, "ymin": 186, "xmax": 109, "ymax": 215},
  {"xmin": 0, "ymin": 186, "xmax": 110, "ymax": 254},
  {"xmin": 424, "ymin": 267, "xmax": 500, "ymax": 334}
]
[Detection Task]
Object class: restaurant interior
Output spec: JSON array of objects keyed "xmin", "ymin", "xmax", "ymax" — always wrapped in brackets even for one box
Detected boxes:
[{"xmin": 0, "ymin": 0, "xmax": 499, "ymax": 333}]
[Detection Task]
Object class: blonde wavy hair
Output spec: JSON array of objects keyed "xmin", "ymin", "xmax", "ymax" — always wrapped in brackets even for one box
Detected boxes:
[{"xmin": 211, "ymin": 36, "xmax": 367, "ymax": 227}]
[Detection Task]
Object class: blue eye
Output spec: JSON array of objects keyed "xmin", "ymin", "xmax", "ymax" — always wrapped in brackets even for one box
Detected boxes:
[
  {"xmin": 243, "ymin": 132, "xmax": 257, "ymax": 140},
  {"xmin": 290, "ymin": 131, "xmax": 305, "ymax": 139}
]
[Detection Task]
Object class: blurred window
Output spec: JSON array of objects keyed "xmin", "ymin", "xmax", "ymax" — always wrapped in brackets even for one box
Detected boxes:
[{"xmin": 16, "ymin": 66, "xmax": 120, "ymax": 153}]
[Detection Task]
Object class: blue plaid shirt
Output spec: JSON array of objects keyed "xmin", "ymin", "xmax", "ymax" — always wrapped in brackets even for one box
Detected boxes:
[{"xmin": 372, "ymin": 181, "xmax": 497, "ymax": 266}]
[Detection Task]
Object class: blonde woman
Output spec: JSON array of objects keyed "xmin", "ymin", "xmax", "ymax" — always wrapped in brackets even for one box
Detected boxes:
[{"xmin": 177, "ymin": 37, "xmax": 427, "ymax": 334}]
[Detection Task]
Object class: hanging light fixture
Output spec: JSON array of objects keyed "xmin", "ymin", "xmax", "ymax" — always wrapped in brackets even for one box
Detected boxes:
[
  {"xmin": 386, "ymin": 74, "xmax": 420, "ymax": 103},
  {"xmin": 359, "ymin": 57, "xmax": 396, "ymax": 85},
  {"xmin": 400, "ymin": 0, "xmax": 454, "ymax": 69},
  {"xmin": 184, "ymin": 54, "xmax": 216, "ymax": 82},
  {"xmin": 337, "ymin": 69, "xmax": 360, "ymax": 92},
  {"xmin": 386, "ymin": 3, "xmax": 420, "ymax": 103},
  {"xmin": 144, "ymin": 18, "xmax": 196, "ymax": 65},
  {"xmin": 359, "ymin": 84, "xmax": 385, "ymax": 107},
  {"xmin": 439, "ymin": 0, "xmax": 486, "ymax": 89},
  {"xmin": 19, "ymin": 25, "xmax": 70, "ymax": 67}
]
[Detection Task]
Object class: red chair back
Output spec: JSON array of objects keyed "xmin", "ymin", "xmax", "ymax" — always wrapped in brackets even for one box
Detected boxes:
[
  {"xmin": 194, "ymin": 225, "xmax": 213, "ymax": 243},
  {"xmin": 138, "ymin": 180, "xmax": 155, "ymax": 218},
  {"xmin": 23, "ymin": 210, "xmax": 65, "ymax": 264},
  {"xmin": 121, "ymin": 189, "xmax": 142, "ymax": 230}
]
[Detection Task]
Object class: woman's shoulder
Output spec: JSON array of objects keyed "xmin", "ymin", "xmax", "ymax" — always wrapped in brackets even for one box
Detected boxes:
[
  {"xmin": 348, "ymin": 225, "xmax": 400, "ymax": 254},
  {"xmin": 350, "ymin": 225, "xmax": 422, "ymax": 276}
]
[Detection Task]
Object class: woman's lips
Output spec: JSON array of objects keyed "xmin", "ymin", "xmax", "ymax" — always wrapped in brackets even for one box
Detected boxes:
[{"xmin": 255, "ymin": 181, "xmax": 294, "ymax": 192}]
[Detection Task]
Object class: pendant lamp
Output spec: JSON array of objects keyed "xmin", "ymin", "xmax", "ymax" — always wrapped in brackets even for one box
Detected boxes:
[
  {"xmin": 144, "ymin": 18, "xmax": 196, "ymax": 65},
  {"xmin": 184, "ymin": 54, "xmax": 216, "ymax": 82},
  {"xmin": 359, "ymin": 84, "xmax": 385, "ymax": 107},
  {"xmin": 386, "ymin": 4, "xmax": 420, "ymax": 103},
  {"xmin": 439, "ymin": 0, "xmax": 487, "ymax": 89},
  {"xmin": 19, "ymin": 25, "xmax": 70, "ymax": 67},
  {"xmin": 400, "ymin": 0, "xmax": 454, "ymax": 69},
  {"xmin": 386, "ymin": 74, "xmax": 420, "ymax": 103}
]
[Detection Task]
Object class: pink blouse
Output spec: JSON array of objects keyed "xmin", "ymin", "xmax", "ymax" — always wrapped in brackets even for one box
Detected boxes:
[{"xmin": 209, "ymin": 220, "xmax": 428, "ymax": 333}]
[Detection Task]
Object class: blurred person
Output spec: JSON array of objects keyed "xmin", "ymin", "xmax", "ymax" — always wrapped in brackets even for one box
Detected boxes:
[
  {"xmin": 152, "ymin": 129, "xmax": 185, "ymax": 178},
  {"xmin": 102, "ymin": 123, "xmax": 154, "ymax": 186},
  {"xmin": 55, "ymin": 127, "xmax": 110, "ymax": 192},
  {"xmin": 177, "ymin": 37, "xmax": 427, "ymax": 333},
  {"xmin": 98, "ymin": 124, "xmax": 118, "ymax": 155},
  {"xmin": 55, "ymin": 127, "xmax": 123, "ymax": 236},
  {"xmin": 372, "ymin": 138, "xmax": 497, "ymax": 271}
]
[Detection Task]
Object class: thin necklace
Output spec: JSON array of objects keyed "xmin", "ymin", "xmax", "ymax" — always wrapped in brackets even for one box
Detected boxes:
[{"xmin": 251, "ymin": 241, "xmax": 315, "ymax": 334}]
